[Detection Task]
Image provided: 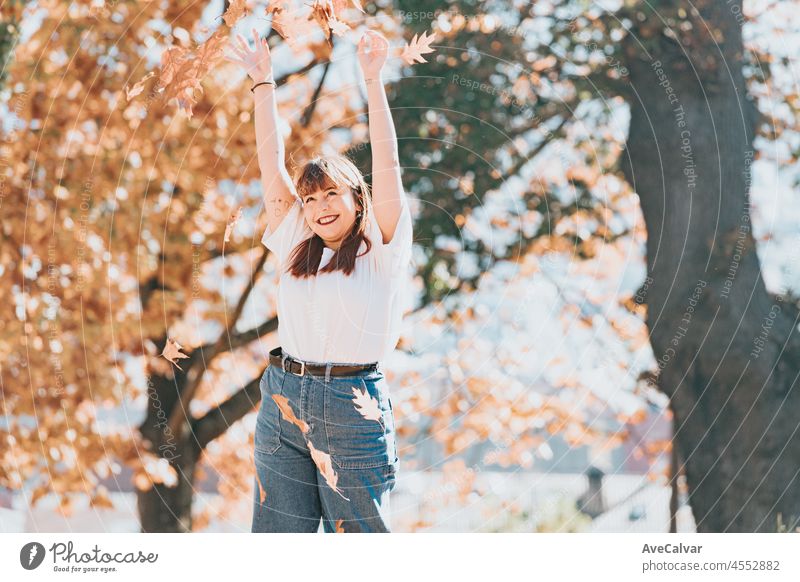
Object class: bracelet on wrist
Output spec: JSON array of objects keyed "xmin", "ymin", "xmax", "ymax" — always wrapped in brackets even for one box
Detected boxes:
[{"xmin": 250, "ymin": 79, "xmax": 276, "ymax": 93}]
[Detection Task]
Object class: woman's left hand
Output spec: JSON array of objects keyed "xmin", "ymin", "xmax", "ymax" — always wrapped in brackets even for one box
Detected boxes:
[{"xmin": 357, "ymin": 30, "xmax": 388, "ymax": 81}]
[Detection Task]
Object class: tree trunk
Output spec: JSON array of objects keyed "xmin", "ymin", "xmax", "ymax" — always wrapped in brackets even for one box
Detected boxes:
[
  {"xmin": 136, "ymin": 437, "xmax": 200, "ymax": 533},
  {"xmin": 620, "ymin": 0, "xmax": 800, "ymax": 532},
  {"xmin": 135, "ymin": 368, "xmax": 201, "ymax": 532}
]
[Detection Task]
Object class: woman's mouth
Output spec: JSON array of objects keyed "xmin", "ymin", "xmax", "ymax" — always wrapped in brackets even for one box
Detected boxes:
[{"xmin": 317, "ymin": 214, "xmax": 339, "ymax": 226}]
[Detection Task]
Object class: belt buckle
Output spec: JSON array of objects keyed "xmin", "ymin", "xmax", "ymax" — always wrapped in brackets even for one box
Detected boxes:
[{"xmin": 288, "ymin": 359, "xmax": 305, "ymax": 377}]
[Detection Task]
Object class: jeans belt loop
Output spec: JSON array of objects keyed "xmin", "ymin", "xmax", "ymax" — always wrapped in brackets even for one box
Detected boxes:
[{"xmin": 324, "ymin": 362, "xmax": 332, "ymax": 383}]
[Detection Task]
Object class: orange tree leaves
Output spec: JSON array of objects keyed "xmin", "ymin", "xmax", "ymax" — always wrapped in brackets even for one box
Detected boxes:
[{"xmin": 0, "ymin": 0, "xmax": 386, "ymax": 520}]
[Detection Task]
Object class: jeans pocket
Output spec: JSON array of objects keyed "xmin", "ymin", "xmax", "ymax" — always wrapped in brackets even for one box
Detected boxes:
[
  {"xmin": 254, "ymin": 366, "xmax": 283, "ymax": 454},
  {"xmin": 325, "ymin": 376, "xmax": 397, "ymax": 469}
]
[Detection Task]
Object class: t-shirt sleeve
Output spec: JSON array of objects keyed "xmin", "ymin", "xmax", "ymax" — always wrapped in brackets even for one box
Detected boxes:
[
  {"xmin": 261, "ymin": 197, "xmax": 313, "ymax": 266},
  {"xmin": 367, "ymin": 197, "xmax": 414, "ymax": 274}
]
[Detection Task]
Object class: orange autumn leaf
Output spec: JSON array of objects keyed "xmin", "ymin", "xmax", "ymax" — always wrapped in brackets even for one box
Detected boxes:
[
  {"xmin": 267, "ymin": 0, "xmax": 288, "ymax": 14},
  {"xmin": 400, "ymin": 30, "xmax": 436, "ymax": 65},
  {"xmin": 222, "ymin": 0, "xmax": 248, "ymax": 27},
  {"xmin": 308, "ymin": 440, "xmax": 349, "ymax": 500},
  {"xmin": 158, "ymin": 29, "xmax": 229, "ymax": 118},
  {"xmin": 162, "ymin": 337, "xmax": 190, "ymax": 370},
  {"xmin": 224, "ymin": 207, "xmax": 243, "ymax": 243},
  {"xmin": 272, "ymin": 394, "xmax": 309, "ymax": 433},
  {"xmin": 271, "ymin": 8, "xmax": 307, "ymax": 49},
  {"xmin": 255, "ymin": 470, "xmax": 266, "ymax": 504},
  {"xmin": 125, "ymin": 71, "xmax": 155, "ymax": 101},
  {"xmin": 335, "ymin": 518, "xmax": 345, "ymax": 532},
  {"xmin": 309, "ymin": 0, "xmax": 334, "ymax": 42}
]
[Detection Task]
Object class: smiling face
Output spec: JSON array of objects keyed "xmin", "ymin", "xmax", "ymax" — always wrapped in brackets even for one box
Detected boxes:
[{"xmin": 301, "ymin": 184, "xmax": 362, "ymax": 250}]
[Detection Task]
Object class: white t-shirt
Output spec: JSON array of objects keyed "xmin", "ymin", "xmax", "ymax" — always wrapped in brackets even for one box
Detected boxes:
[{"xmin": 261, "ymin": 196, "xmax": 413, "ymax": 364}]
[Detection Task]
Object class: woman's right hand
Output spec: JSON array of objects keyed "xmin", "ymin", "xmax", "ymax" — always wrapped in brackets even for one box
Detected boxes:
[{"xmin": 225, "ymin": 27, "xmax": 273, "ymax": 82}]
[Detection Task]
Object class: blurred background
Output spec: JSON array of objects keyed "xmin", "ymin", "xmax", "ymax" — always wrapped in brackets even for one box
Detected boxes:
[{"xmin": 2, "ymin": 0, "xmax": 800, "ymax": 532}]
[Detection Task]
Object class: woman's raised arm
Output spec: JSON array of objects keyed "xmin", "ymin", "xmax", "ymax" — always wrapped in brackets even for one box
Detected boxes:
[
  {"xmin": 226, "ymin": 28, "xmax": 298, "ymax": 233},
  {"xmin": 357, "ymin": 31, "xmax": 406, "ymax": 244}
]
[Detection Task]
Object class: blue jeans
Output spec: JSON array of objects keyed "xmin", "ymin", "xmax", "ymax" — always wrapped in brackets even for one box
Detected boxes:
[{"xmin": 251, "ymin": 354, "xmax": 399, "ymax": 532}]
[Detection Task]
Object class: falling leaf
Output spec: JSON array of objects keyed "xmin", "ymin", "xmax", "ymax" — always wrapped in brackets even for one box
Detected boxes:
[
  {"xmin": 255, "ymin": 470, "xmax": 267, "ymax": 504},
  {"xmin": 222, "ymin": 0, "xmax": 248, "ymax": 27},
  {"xmin": 224, "ymin": 207, "xmax": 242, "ymax": 242},
  {"xmin": 351, "ymin": 386, "xmax": 384, "ymax": 428},
  {"xmin": 328, "ymin": 18, "xmax": 350, "ymax": 37},
  {"xmin": 272, "ymin": 394, "xmax": 309, "ymax": 433},
  {"xmin": 400, "ymin": 30, "xmax": 436, "ymax": 65},
  {"xmin": 124, "ymin": 71, "xmax": 155, "ymax": 101},
  {"xmin": 308, "ymin": 440, "xmax": 349, "ymax": 500},
  {"xmin": 271, "ymin": 8, "xmax": 306, "ymax": 48},
  {"xmin": 335, "ymin": 518, "xmax": 345, "ymax": 532},
  {"xmin": 162, "ymin": 337, "xmax": 190, "ymax": 370},
  {"xmin": 309, "ymin": 0, "xmax": 338, "ymax": 43},
  {"xmin": 267, "ymin": 0, "xmax": 288, "ymax": 14},
  {"xmin": 157, "ymin": 29, "xmax": 228, "ymax": 118}
]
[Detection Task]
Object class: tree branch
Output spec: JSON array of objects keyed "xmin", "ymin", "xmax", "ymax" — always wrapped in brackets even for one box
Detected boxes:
[
  {"xmin": 300, "ymin": 56, "xmax": 332, "ymax": 127},
  {"xmin": 168, "ymin": 249, "xmax": 270, "ymax": 439},
  {"xmin": 496, "ymin": 113, "xmax": 573, "ymax": 189},
  {"xmin": 192, "ymin": 367, "xmax": 266, "ymax": 448}
]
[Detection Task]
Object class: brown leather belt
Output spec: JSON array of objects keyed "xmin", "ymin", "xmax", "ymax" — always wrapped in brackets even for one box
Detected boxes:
[{"xmin": 268, "ymin": 346, "xmax": 378, "ymax": 377}]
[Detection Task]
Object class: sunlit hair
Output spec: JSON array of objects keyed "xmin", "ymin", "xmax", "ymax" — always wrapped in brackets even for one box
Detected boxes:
[{"xmin": 287, "ymin": 154, "xmax": 373, "ymax": 278}]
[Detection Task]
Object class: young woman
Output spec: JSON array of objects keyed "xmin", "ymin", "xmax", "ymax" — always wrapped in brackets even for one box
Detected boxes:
[{"xmin": 225, "ymin": 28, "xmax": 413, "ymax": 533}]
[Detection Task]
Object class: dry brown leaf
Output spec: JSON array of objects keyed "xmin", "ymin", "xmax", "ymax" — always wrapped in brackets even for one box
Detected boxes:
[
  {"xmin": 400, "ymin": 30, "xmax": 436, "ymax": 65},
  {"xmin": 272, "ymin": 8, "xmax": 306, "ymax": 48},
  {"xmin": 308, "ymin": 440, "xmax": 349, "ymax": 500},
  {"xmin": 351, "ymin": 386, "xmax": 384, "ymax": 428},
  {"xmin": 162, "ymin": 337, "xmax": 190, "ymax": 370},
  {"xmin": 125, "ymin": 71, "xmax": 155, "ymax": 101},
  {"xmin": 329, "ymin": 18, "xmax": 350, "ymax": 37},
  {"xmin": 222, "ymin": 0, "xmax": 248, "ymax": 27},
  {"xmin": 158, "ymin": 29, "xmax": 228, "ymax": 117},
  {"xmin": 267, "ymin": 0, "xmax": 289, "ymax": 14},
  {"xmin": 255, "ymin": 469, "xmax": 266, "ymax": 504},
  {"xmin": 224, "ymin": 207, "xmax": 243, "ymax": 242},
  {"xmin": 309, "ymin": 1, "xmax": 334, "ymax": 43},
  {"xmin": 272, "ymin": 394, "xmax": 309, "ymax": 433}
]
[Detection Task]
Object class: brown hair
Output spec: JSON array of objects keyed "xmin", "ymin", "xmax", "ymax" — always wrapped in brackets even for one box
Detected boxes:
[{"xmin": 286, "ymin": 154, "xmax": 373, "ymax": 278}]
